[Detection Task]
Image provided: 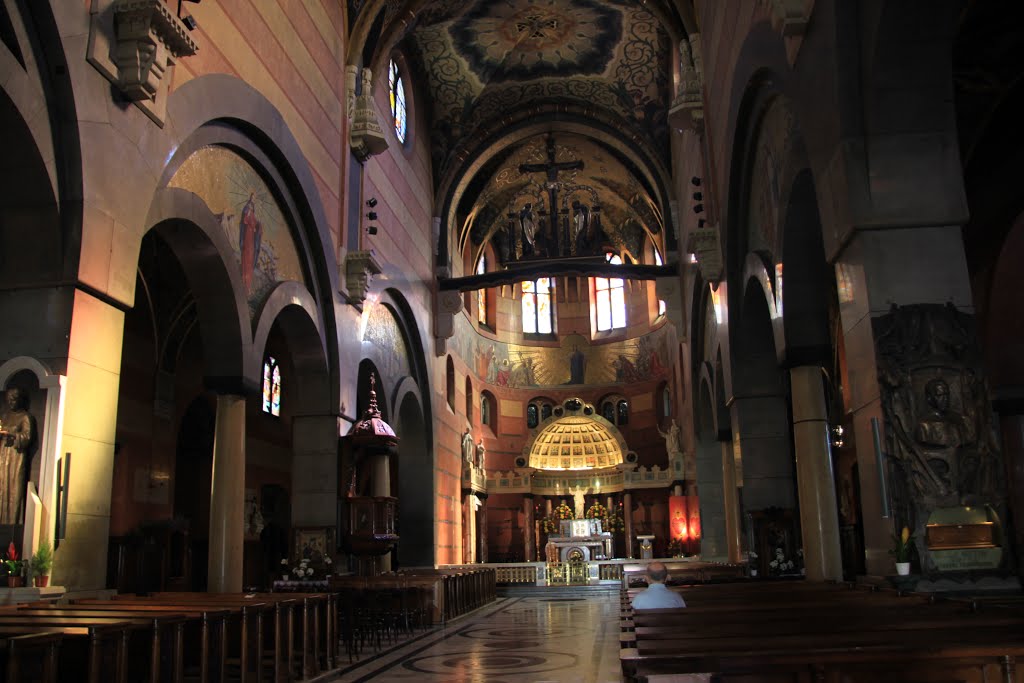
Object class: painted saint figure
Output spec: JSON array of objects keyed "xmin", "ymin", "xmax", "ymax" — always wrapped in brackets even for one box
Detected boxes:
[
  {"xmin": 0, "ymin": 388, "xmax": 35, "ymax": 524},
  {"xmin": 239, "ymin": 192, "xmax": 263, "ymax": 293},
  {"xmin": 519, "ymin": 203, "xmax": 536, "ymax": 257}
]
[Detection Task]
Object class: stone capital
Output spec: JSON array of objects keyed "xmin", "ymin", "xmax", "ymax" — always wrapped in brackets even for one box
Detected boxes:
[{"xmin": 343, "ymin": 250, "xmax": 382, "ymax": 308}]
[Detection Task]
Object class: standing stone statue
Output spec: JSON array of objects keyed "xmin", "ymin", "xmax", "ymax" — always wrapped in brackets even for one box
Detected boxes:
[
  {"xmin": 569, "ymin": 484, "xmax": 586, "ymax": 519},
  {"xmin": 658, "ymin": 419, "xmax": 683, "ymax": 458},
  {"xmin": 0, "ymin": 387, "xmax": 36, "ymax": 524},
  {"xmin": 461, "ymin": 428, "xmax": 475, "ymax": 465},
  {"xmin": 476, "ymin": 439, "xmax": 486, "ymax": 469}
]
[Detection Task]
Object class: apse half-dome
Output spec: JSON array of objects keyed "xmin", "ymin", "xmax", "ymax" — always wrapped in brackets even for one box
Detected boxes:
[{"xmin": 527, "ymin": 398, "xmax": 625, "ymax": 470}]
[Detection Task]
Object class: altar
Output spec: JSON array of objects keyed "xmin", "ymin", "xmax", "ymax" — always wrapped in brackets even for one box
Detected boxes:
[{"xmin": 545, "ymin": 519, "xmax": 614, "ymax": 562}]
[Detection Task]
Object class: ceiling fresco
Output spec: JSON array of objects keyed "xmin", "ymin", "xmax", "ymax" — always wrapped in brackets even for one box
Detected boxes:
[
  {"xmin": 406, "ymin": 0, "xmax": 672, "ymax": 180},
  {"xmin": 461, "ymin": 133, "xmax": 664, "ymax": 265}
]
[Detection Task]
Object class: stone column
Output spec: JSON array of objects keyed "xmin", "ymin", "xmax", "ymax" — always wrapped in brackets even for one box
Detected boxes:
[
  {"xmin": 209, "ymin": 394, "xmax": 246, "ymax": 593},
  {"xmin": 673, "ymin": 483, "xmax": 683, "ymax": 497},
  {"xmin": 623, "ymin": 491, "xmax": 634, "ymax": 558},
  {"xmin": 523, "ymin": 494, "xmax": 535, "ymax": 562},
  {"xmin": 545, "ymin": 498, "xmax": 552, "ymax": 516},
  {"xmin": 790, "ymin": 366, "xmax": 843, "ymax": 581},
  {"xmin": 372, "ymin": 451, "xmax": 392, "ymax": 572},
  {"xmin": 477, "ymin": 495, "xmax": 488, "ymax": 563},
  {"xmin": 463, "ymin": 495, "xmax": 474, "ymax": 564},
  {"xmin": 721, "ymin": 440, "xmax": 743, "ymax": 563},
  {"xmin": 996, "ymin": 408, "xmax": 1024, "ymax": 573}
]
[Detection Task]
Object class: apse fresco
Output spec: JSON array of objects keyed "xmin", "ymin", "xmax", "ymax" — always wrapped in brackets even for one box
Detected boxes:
[
  {"xmin": 168, "ymin": 146, "xmax": 305, "ymax": 317},
  {"xmin": 361, "ymin": 300, "xmax": 411, "ymax": 383},
  {"xmin": 453, "ymin": 315, "xmax": 672, "ymax": 389}
]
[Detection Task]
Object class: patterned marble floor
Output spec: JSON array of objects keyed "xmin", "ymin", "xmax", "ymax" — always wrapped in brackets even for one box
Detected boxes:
[{"xmin": 327, "ymin": 587, "xmax": 622, "ymax": 683}]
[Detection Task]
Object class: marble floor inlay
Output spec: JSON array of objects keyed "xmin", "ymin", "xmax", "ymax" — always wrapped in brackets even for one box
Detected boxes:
[{"xmin": 328, "ymin": 587, "xmax": 622, "ymax": 683}]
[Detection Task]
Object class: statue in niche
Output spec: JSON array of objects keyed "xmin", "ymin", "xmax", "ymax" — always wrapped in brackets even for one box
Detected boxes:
[
  {"xmin": 0, "ymin": 388, "xmax": 36, "ymax": 524},
  {"xmin": 569, "ymin": 345, "xmax": 586, "ymax": 384},
  {"xmin": 571, "ymin": 200, "xmax": 589, "ymax": 255},
  {"xmin": 913, "ymin": 378, "xmax": 971, "ymax": 494}
]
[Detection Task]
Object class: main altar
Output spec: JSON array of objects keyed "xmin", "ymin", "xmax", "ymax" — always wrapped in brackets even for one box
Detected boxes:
[{"xmin": 545, "ymin": 519, "xmax": 614, "ymax": 562}]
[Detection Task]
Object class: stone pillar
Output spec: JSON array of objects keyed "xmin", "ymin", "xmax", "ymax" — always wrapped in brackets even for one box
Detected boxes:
[
  {"xmin": 673, "ymin": 483, "xmax": 683, "ymax": 497},
  {"xmin": 996, "ymin": 408, "xmax": 1024, "ymax": 573},
  {"xmin": 721, "ymin": 440, "xmax": 743, "ymax": 563},
  {"xmin": 373, "ymin": 452, "xmax": 391, "ymax": 572},
  {"xmin": 477, "ymin": 495, "xmax": 488, "ymax": 563},
  {"xmin": 209, "ymin": 394, "xmax": 246, "ymax": 593},
  {"xmin": 790, "ymin": 366, "xmax": 843, "ymax": 581},
  {"xmin": 623, "ymin": 491, "xmax": 634, "ymax": 558},
  {"xmin": 545, "ymin": 498, "xmax": 552, "ymax": 516},
  {"xmin": 836, "ymin": 226, "xmax": 975, "ymax": 574},
  {"xmin": 523, "ymin": 494, "xmax": 535, "ymax": 562},
  {"xmin": 463, "ymin": 495, "xmax": 474, "ymax": 564}
]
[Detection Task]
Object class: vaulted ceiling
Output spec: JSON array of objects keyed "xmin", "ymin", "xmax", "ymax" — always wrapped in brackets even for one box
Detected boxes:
[{"xmin": 352, "ymin": 0, "xmax": 690, "ymax": 268}]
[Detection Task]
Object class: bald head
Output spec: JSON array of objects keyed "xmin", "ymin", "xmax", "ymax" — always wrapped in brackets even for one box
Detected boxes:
[{"xmin": 646, "ymin": 561, "xmax": 669, "ymax": 584}]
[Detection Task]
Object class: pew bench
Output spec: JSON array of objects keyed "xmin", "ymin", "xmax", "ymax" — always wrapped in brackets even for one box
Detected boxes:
[{"xmin": 0, "ymin": 629, "xmax": 63, "ymax": 683}]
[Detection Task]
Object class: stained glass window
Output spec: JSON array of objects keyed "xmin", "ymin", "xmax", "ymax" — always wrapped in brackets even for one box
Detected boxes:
[
  {"xmin": 527, "ymin": 404, "xmax": 539, "ymax": 429},
  {"xmin": 262, "ymin": 356, "xmax": 281, "ymax": 417},
  {"xmin": 522, "ymin": 278, "xmax": 554, "ymax": 334},
  {"xmin": 476, "ymin": 255, "xmax": 487, "ymax": 325},
  {"xmin": 617, "ymin": 399, "xmax": 629, "ymax": 425},
  {"xmin": 595, "ymin": 254, "xmax": 626, "ymax": 331},
  {"xmin": 654, "ymin": 249, "xmax": 667, "ymax": 317},
  {"xmin": 389, "ymin": 60, "xmax": 407, "ymax": 144}
]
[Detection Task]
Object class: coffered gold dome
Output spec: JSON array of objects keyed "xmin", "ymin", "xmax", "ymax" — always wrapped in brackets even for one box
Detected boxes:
[{"xmin": 526, "ymin": 399, "xmax": 625, "ymax": 470}]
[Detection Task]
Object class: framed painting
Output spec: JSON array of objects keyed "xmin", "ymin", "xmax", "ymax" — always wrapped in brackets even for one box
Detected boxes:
[{"xmin": 293, "ymin": 526, "xmax": 335, "ymax": 564}]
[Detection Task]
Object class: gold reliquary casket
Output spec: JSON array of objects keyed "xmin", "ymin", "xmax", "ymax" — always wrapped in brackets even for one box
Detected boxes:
[{"xmin": 925, "ymin": 505, "xmax": 1003, "ymax": 571}]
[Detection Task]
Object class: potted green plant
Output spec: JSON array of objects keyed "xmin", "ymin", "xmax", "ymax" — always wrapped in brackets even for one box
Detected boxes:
[
  {"xmin": 29, "ymin": 540, "xmax": 52, "ymax": 587},
  {"xmin": 890, "ymin": 526, "xmax": 914, "ymax": 575},
  {"xmin": 3, "ymin": 541, "xmax": 23, "ymax": 588}
]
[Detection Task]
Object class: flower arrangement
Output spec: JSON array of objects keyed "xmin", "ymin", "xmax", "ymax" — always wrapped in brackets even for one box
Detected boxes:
[
  {"xmin": 541, "ymin": 516, "xmax": 560, "ymax": 534},
  {"xmin": 553, "ymin": 502, "xmax": 574, "ymax": 520},
  {"xmin": 3, "ymin": 542, "xmax": 21, "ymax": 576},
  {"xmin": 585, "ymin": 502, "xmax": 608, "ymax": 520},
  {"xmin": 890, "ymin": 526, "xmax": 914, "ymax": 563},
  {"xmin": 290, "ymin": 554, "xmax": 333, "ymax": 580},
  {"xmin": 768, "ymin": 547, "xmax": 802, "ymax": 575},
  {"xmin": 667, "ymin": 537, "xmax": 687, "ymax": 557},
  {"xmin": 585, "ymin": 501, "xmax": 625, "ymax": 533}
]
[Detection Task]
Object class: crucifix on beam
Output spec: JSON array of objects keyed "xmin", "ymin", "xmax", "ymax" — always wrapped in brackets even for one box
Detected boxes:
[{"xmin": 518, "ymin": 135, "xmax": 583, "ymax": 258}]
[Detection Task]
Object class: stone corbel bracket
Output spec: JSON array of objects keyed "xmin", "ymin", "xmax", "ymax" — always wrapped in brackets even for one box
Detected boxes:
[
  {"xmin": 668, "ymin": 33, "xmax": 703, "ymax": 135},
  {"xmin": 87, "ymin": 0, "xmax": 198, "ymax": 126},
  {"xmin": 686, "ymin": 223, "xmax": 723, "ymax": 283},
  {"xmin": 348, "ymin": 66, "xmax": 389, "ymax": 162},
  {"xmin": 768, "ymin": 0, "xmax": 814, "ymax": 63},
  {"xmin": 434, "ymin": 289, "xmax": 464, "ymax": 356},
  {"xmin": 343, "ymin": 250, "xmax": 381, "ymax": 309}
]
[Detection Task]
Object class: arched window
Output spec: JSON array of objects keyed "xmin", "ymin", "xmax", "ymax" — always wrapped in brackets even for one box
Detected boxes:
[
  {"xmin": 388, "ymin": 59, "xmax": 407, "ymax": 144},
  {"xmin": 522, "ymin": 278, "xmax": 554, "ymax": 335},
  {"xmin": 600, "ymin": 394, "xmax": 629, "ymax": 427},
  {"xmin": 481, "ymin": 390, "xmax": 497, "ymax": 431},
  {"xmin": 594, "ymin": 254, "xmax": 626, "ymax": 331},
  {"xmin": 660, "ymin": 382, "xmax": 671, "ymax": 421},
  {"xmin": 465, "ymin": 376, "xmax": 473, "ymax": 422},
  {"xmin": 262, "ymin": 356, "xmax": 281, "ymax": 416},
  {"xmin": 476, "ymin": 255, "xmax": 487, "ymax": 324},
  {"xmin": 446, "ymin": 356, "xmax": 455, "ymax": 412},
  {"xmin": 526, "ymin": 397, "xmax": 554, "ymax": 429},
  {"xmin": 653, "ymin": 249, "xmax": 667, "ymax": 317}
]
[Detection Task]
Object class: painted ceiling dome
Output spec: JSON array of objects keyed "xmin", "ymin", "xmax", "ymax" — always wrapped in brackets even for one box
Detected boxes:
[{"xmin": 527, "ymin": 398, "xmax": 625, "ymax": 470}]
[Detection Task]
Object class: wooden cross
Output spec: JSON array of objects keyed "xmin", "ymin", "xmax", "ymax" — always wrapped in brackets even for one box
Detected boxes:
[{"xmin": 518, "ymin": 135, "xmax": 583, "ymax": 256}]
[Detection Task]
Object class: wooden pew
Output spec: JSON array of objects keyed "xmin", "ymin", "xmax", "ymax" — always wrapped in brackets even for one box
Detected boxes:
[
  {"xmin": 6, "ymin": 609, "xmax": 187, "ymax": 683},
  {"xmin": 619, "ymin": 582, "xmax": 1024, "ymax": 683},
  {"xmin": 71, "ymin": 599, "xmax": 230, "ymax": 683},
  {"xmin": 0, "ymin": 621, "xmax": 144, "ymax": 683},
  {"xmin": 113, "ymin": 594, "xmax": 272, "ymax": 682},
  {"xmin": 0, "ymin": 630, "xmax": 63, "ymax": 683}
]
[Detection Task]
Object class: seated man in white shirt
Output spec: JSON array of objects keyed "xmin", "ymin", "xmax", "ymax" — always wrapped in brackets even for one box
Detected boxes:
[{"xmin": 631, "ymin": 561, "xmax": 686, "ymax": 609}]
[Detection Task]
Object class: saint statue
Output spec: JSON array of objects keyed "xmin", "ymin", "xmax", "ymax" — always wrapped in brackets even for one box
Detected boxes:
[
  {"xmin": 518, "ymin": 203, "xmax": 536, "ymax": 257},
  {"xmin": 476, "ymin": 439, "xmax": 486, "ymax": 469},
  {"xmin": 658, "ymin": 419, "xmax": 683, "ymax": 458},
  {"xmin": 461, "ymin": 428, "xmax": 475, "ymax": 465},
  {"xmin": 569, "ymin": 484, "xmax": 586, "ymax": 519},
  {"xmin": 0, "ymin": 388, "xmax": 36, "ymax": 524}
]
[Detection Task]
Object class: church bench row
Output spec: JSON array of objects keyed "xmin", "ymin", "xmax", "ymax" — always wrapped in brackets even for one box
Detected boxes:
[
  {"xmin": 620, "ymin": 562, "xmax": 747, "ymax": 589},
  {"xmin": 0, "ymin": 630, "xmax": 63, "ymax": 683},
  {"xmin": 619, "ymin": 582, "xmax": 1024, "ymax": 682}
]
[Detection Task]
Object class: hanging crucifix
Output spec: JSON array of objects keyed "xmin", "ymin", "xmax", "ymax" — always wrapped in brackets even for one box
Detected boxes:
[{"xmin": 518, "ymin": 135, "xmax": 583, "ymax": 258}]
